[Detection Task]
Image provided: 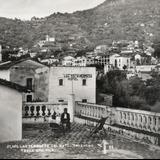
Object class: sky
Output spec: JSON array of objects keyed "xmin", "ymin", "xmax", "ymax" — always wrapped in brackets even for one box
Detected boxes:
[{"xmin": 0, "ymin": 0, "xmax": 105, "ymax": 20}]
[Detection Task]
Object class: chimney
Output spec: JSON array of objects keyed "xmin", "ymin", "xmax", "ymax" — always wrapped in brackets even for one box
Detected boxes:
[{"xmin": 0, "ymin": 45, "xmax": 2, "ymax": 62}]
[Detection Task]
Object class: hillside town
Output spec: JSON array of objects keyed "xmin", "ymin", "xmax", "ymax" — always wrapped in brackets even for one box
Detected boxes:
[
  {"xmin": 1, "ymin": 35, "xmax": 160, "ymax": 84},
  {"xmin": 0, "ymin": 0, "xmax": 160, "ymax": 159}
]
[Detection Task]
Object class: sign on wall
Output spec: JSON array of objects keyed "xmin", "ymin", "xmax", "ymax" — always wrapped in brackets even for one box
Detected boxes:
[{"xmin": 64, "ymin": 74, "xmax": 92, "ymax": 81}]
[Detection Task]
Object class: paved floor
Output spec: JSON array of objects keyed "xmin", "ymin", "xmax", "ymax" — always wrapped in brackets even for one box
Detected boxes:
[{"xmin": 0, "ymin": 123, "xmax": 160, "ymax": 159}]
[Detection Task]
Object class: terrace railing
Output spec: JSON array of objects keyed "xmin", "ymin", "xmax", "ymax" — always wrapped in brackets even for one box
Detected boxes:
[
  {"xmin": 75, "ymin": 102, "xmax": 160, "ymax": 135},
  {"xmin": 23, "ymin": 102, "xmax": 68, "ymax": 119}
]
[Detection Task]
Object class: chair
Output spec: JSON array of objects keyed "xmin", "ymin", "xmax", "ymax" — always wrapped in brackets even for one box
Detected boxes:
[
  {"xmin": 50, "ymin": 122, "xmax": 65, "ymax": 136},
  {"xmin": 89, "ymin": 117, "xmax": 109, "ymax": 138},
  {"xmin": 49, "ymin": 115, "xmax": 65, "ymax": 136}
]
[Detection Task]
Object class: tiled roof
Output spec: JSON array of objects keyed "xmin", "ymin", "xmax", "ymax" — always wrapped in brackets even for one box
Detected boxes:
[
  {"xmin": 0, "ymin": 59, "xmax": 28, "ymax": 70},
  {"xmin": 0, "ymin": 58, "xmax": 47, "ymax": 70},
  {"xmin": 0, "ymin": 79, "xmax": 31, "ymax": 93}
]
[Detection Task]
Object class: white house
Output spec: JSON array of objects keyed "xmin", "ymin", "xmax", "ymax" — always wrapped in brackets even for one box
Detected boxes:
[
  {"xmin": 0, "ymin": 59, "xmax": 49, "ymax": 102},
  {"xmin": 62, "ymin": 56, "xmax": 75, "ymax": 66},
  {"xmin": 46, "ymin": 35, "xmax": 55, "ymax": 42},
  {"xmin": 136, "ymin": 65, "xmax": 156, "ymax": 81},
  {"xmin": 115, "ymin": 56, "xmax": 131, "ymax": 70},
  {"xmin": 0, "ymin": 79, "xmax": 28, "ymax": 142},
  {"xmin": 0, "ymin": 58, "xmax": 96, "ymax": 104},
  {"xmin": 109, "ymin": 54, "xmax": 131, "ymax": 70},
  {"xmin": 109, "ymin": 54, "xmax": 120, "ymax": 67},
  {"xmin": 48, "ymin": 67, "xmax": 96, "ymax": 104},
  {"xmin": 40, "ymin": 58, "xmax": 59, "ymax": 65},
  {"xmin": 136, "ymin": 65, "xmax": 156, "ymax": 73},
  {"xmin": 135, "ymin": 54, "xmax": 142, "ymax": 61},
  {"xmin": 30, "ymin": 52, "xmax": 38, "ymax": 58},
  {"xmin": 74, "ymin": 56, "xmax": 87, "ymax": 67}
]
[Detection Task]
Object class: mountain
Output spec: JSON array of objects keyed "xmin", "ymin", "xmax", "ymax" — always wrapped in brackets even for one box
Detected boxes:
[{"xmin": 1, "ymin": 0, "xmax": 160, "ymax": 49}]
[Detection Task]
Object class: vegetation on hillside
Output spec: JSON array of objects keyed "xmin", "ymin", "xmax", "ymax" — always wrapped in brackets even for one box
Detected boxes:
[
  {"xmin": 1, "ymin": 0, "xmax": 160, "ymax": 53},
  {"xmin": 97, "ymin": 70, "xmax": 160, "ymax": 112}
]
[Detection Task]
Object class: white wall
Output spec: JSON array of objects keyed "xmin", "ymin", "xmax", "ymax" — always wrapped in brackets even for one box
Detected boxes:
[
  {"xmin": 48, "ymin": 67, "xmax": 96, "ymax": 104},
  {"xmin": 0, "ymin": 85, "xmax": 22, "ymax": 142},
  {"xmin": 0, "ymin": 45, "xmax": 2, "ymax": 62},
  {"xmin": 0, "ymin": 70, "xmax": 10, "ymax": 81},
  {"xmin": 117, "ymin": 57, "xmax": 131, "ymax": 70},
  {"xmin": 136, "ymin": 65, "xmax": 156, "ymax": 72}
]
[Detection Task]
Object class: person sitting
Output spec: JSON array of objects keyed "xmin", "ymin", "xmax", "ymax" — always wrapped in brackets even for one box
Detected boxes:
[{"xmin": 61, "ymin": 108, "xmax": 71, "ymax": 131}]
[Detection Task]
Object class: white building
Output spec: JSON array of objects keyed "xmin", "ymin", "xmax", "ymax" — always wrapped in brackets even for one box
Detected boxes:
[
  {"xmin": 46, "ymin": 35, "xmax": 55, "ymax": 42},
  {"xmin": 74, "ymin": 57, "xmax": 87, "ymax": 67},
  {"xmin": 104, "ymin": 64, "xmax": 113, "ymax": 74},
  {"xmin": 97, "ymin": 55, "xmax": 110, "ymax": 66},
  {"xmin": 40, "ymin": 58, "xmax": 59, "ymax": 65},
  {"xmin": 135, "ymin": 54, "xmax": 142, "ymax": 61},
  {"xmin": 0, "ymin": 79, "xmax": 28, "ymax": 142},
  {"xmin": 94, "ymin": 45, "xmax": 108, "ymax": 54},
  {"xmin": 136, "ymin": 65, "xmax": 156, "ymax": 73},
  {"xmin": 0, "ymin": 60, "xmax": 96, "ymax": 104},
  {"xmin": 0, "ymin": 45, "xmax": 2, "ymax": 62},
  {"xmin": 109, "ymin": 54, "xmax": 120, "ymax": 66},
  {"xmin": 135, "ymin": 65, "xmax": 156, "ymax": 81},
  {"xmin": 109, "ymin": 54, "xmax": 131, "ymax": 70},
  {"xmin": 0, "ymin": 59, "xmax": 49, "ymax": 102},
  {"xmin": 115, "ymin": 56, "xmax": 131, "ymax": 70},
  {"xmin": 30, "ymin": 52, "xmax": 38, "ymax": 58},
  {"xmin": 62, "ymin": 56, "xmax": 75, "ymax": 66},
  {"xmin": 48, "ymin": 67, "xmax": 96, "ymax": 104}
]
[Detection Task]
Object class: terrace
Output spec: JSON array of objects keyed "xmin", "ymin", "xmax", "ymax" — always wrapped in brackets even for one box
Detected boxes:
[
  {"xmin": 0, "ymin": 123, "xmax": 160, "ymax": 159},
  {"xmin": 0, "ymin": 101, "xmax": 160, "ymax": 159}
]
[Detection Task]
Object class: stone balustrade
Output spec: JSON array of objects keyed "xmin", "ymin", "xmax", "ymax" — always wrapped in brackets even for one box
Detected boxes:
[
  {"xmin": 75, "ymin": 102, "xmax": 160, "ymax": 135},
  {"xmin": 75, "ymin": 102, "xmax": 109, "ymax": 120},
  {"xmin": 23, "ymin": 102, "xmax": 68, "ymax": 118},
  {"xmin": 115, "ymin": 108, "xmax": 160, "ymax": 134}
]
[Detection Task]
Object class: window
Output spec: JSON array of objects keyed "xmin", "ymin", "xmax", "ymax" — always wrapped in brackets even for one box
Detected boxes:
[
  {"xmin": 26, "ymin": 78, "xmax": 33, "ymax": 90},
  {"xmin": 27, "ymin": 95, "xmax": 32, "ymax": 102},
  {"xmin": 82, "ymin": 99, "xmax": 87, "ymax": 103},
  {"xmin": 59, "ymin": 79, "xmax": 63, "ymax": 86},
  {"xmin": 82, "ymin": 79, "xmax": 87, "ymax": 86}
]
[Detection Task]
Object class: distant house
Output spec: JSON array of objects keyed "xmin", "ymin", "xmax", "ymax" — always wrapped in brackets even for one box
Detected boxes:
[
  {"xmin": 74, "ymin": 56, "xmax": 87, "ymax": 67},
  {"xmin": 121, "ymin": 50, "xmax": 134, "ymax": 55},
  {"xmin": 40, "ymin": 58, "xmax": 59, "ymax": 65},
  {"xmin": 0, "ymin": 79, "xmax": 29, "ymax": 142},
  {"xmin": 136, "ymin": 65, "xmax": 156, "ymax": 81},
  {"xmin": 110, "ymin": 54, "xmax": 131, "ymax": 70},
  {"xmin": 97, "ymin": 55, "xmax": 110, "ymax": 66},
  {"xmin": 109, "ymin": 53, "xmax": 120, "ymax": 67},
  {"xmin": 136, "ymin": 65, "xmax": 156, "ymax": 73},
  {"xmin": 86, "ymin": 52, "xmax": 95, "ymax": 58},
  {"xmin": 62, "ymin": 56, "xmax": 75, "ymax": 66},
  {"xmin": 94, "ymin": 45, "xmax": 108, "ymax": 54},
  {"xmin": 104, "ymin": 64, "xmax": 113, "ymax": 74},
  {"xmin": 30, "ymin": 52, "xmax": 38, "ymax": 58},
  {"xmin": 115, "ymin": 56, "xmax": 131, "ymax": 70},
  {"xmin": 46, "ymin": 35, "xmax": 55, "ymax": 42},
  {"xmin": 135, "ymin": 54, "xmax": 142, "ymax": 61}
]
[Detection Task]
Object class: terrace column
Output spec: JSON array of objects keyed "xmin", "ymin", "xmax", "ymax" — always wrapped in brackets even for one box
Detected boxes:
[{"xmin": 68, "ymin": 94, "xmax": 75, "ymax": 123}]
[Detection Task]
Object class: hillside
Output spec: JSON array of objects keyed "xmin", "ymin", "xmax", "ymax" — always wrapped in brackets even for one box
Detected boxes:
[{"xmin": 1, "ymin": 0, "xmax": 160, "ymax": 49}]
